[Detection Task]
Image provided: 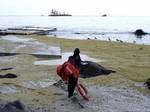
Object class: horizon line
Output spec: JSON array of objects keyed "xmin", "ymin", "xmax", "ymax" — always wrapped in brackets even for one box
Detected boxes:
[{"xmin": 0, "ymin": 14, "xmax": 150, "ymax": 17}]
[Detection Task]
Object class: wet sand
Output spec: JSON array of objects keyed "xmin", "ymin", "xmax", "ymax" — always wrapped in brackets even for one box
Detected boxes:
[{"xmin": 47, "ymin": 85, "xmax": 150, "ymax": 112}]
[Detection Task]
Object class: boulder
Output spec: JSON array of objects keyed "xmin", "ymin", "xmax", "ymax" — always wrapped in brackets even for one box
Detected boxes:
[
  {"xmin": 134, "ymin": 29, "xmax": 147, "ymax": 36},
  {"xmin": 144, "ymin": 78, "xmax": 150, "ymax": 89},
  {"xmin": 0, "ymin": 73, "xmax": 17, "ymax": 78},
  {"xmin": 0, "ymin": 100, "xmax": 31, "ymax": 112},
  {"xmin": 0, "ymin": 67, "xmax": 13, "ymax": 71}
]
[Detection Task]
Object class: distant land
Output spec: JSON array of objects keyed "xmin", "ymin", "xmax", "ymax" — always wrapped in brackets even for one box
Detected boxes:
[{"xmin": 48, "ymin": 9, "xmax": 72, "ymax": 16}]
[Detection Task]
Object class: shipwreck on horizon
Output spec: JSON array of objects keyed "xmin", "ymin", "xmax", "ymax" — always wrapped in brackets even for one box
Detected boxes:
[{"xmin": 48, "ymin": 9, "xmax": 72, "ymax": 16}]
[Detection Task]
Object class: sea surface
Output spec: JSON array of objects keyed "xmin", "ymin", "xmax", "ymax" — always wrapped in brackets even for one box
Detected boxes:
[{"xmin": 0, "ymin": 15, "xmax": 150, "ymax": 45}]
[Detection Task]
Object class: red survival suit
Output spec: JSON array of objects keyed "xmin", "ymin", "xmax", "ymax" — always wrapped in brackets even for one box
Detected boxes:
[
  {"xmin": 56, "ymin": 61, "xmax": 79, "ymax": 82},
  {"xmin": 56, "ymin": 59, "xmax": 90, "ymax": 101}
]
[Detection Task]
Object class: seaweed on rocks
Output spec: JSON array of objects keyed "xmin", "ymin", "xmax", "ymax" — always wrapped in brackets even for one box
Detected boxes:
[
  {"xmin": 0, "ymin": 73, "xmax": 17, "ymax": 78},
  {"xmin": 0, "ymin": 53, "xmax": 18, "ymax": 57},
  {"xmin": 134, "ymin": 29, "xmax": 148, "ymax": 36},
  {"xmin": 0, "ymin": 67, "xmax": 13, "ymax": 71}
]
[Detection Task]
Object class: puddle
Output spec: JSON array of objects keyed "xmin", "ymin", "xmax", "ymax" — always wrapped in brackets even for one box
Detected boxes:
[
  {"xmin": 0, "ymin": 100, "xmax": 31, "ymax": 112},
  {"xmin": 0, "ymin": 48, "xmax": 5, "ymax": 52},
  {"xmin": 11, "ymin": 44, "xmax": 26, "ymax": 53},
  {"xmin": 0, "ymin": 73, "xmax": 17, "ymax": 78},
  {"xmin": 0, "ymin": 55, "xmax": 17, "ymax": 63},
  {"xmin": 0, "ymin": 67, "xmax": 13, "ymax": 71},
  {"xmin": 22, "ymin": 79, "xmax": 56, "ymax": 89},
  {"xmin": 0, "ymin": 86, "xmax": 18, "ymax": 94},
  {"xmin": 0, "ymin": 35, "xmax": 61, "ymax": 57},
  {"xmin": 34, "ymin": 52, "xmax": 101, "ymax": 65},
  {"xmin": 32, "ymin": 46, "xmax": 61, "ymax": 56},
  {"xmin": 1, "ymin": 35, "xmax": 34, "ymax": 43}
]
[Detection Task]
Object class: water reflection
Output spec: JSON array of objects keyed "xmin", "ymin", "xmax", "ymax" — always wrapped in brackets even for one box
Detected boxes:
[{"xmin": 34, "ymin": 52, "xmax": 101, "ymax": 65}]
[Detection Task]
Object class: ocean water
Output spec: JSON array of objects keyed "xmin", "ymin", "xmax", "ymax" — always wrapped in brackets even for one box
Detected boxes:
[{"xmin": 0, "ymin": 15, "xmax": 150, "ymax": 45}]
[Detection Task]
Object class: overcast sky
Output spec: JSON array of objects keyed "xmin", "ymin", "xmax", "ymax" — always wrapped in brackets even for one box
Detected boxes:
[{"xmin": 0, "ymin": 0, "xmax": 150, "ymax": 16}]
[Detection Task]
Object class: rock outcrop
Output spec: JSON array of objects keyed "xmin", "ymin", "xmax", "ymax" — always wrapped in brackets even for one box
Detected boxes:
[
  {"xmin": 0, "ymin": 100, "xmax": 31, "ymax": 112},
  {"xmin": 134, "ymin": 29, "xmax": 148, "ymax": 36},
  {"xmin": 144, "ymin": 78, "xmax": 150, "ymax": 89},
  {"xmin": 0, "ymin": 73, "xmax": 17, "ymax": 78}
]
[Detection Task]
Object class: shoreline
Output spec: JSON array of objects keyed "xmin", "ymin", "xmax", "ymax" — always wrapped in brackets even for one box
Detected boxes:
[
  {"xmin": 51, "ymin": 32, "xmax": 150, "ymax": 45},
  {"xmin": 1, "ymin": 16, "xmax": 150, "ymax": 45}
]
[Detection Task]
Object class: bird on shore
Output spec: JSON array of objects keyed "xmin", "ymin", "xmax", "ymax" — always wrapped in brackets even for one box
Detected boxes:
[
  {"xmin": 119, "ymin": 40, "xmax": 123, "ymax": 43},
  {"xmin": 116, "ymin": 39, "xmax": 119, "ymax": 42},
  {"xmin": 116, "ymin": 39, "xmax": 123, "ymax": 43}
]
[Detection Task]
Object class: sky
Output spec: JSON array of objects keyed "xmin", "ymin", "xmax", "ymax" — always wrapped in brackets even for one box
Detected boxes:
[{"xmin": 0, "ymin": 0, "xmax": 150, "ymax": 16}]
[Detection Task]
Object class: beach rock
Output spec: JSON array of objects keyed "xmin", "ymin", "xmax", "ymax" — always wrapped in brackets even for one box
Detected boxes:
[
  {"xmin": 0, "ymin": 67, "xmax": 13, "ymax": 71},
  {"xmin": 134, "ymin": 29, "xmax": 147, "ymax": 35},
  {"xmin": 79, "ymin": 61, "xmax": 116, "ymax": 78},
  {"xmin": 53, "ymin": 80, "xmax": 67, "ymax": 91},
  {"xmin": 0, "ymin": 100, "xmax": 31, "ymax": 112},
  {"xmin": 0, "ymin": 73, "xmax": 17, "ymax": 78},
  {"xmin": 0, "ymin": 53, "xmax": 18, "ymax": 56},
  {"xmin": 144, "ymin": 78, "xmax": 150, "ymax": 89}
]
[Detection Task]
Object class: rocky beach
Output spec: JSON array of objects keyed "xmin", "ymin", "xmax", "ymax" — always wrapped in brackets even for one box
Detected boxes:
[{"xmin": 0, "ymin": 34, "xmax": 150, "ymax": 111}]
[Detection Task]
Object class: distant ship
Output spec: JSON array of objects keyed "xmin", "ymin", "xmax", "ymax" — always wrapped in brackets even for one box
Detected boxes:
[
  {"xmin": 48, "ymin": 9, "xmax": 72, "ymax": 16},
  {"xmin": 101, "ymin": 14, "xmax": 107, "ymax": 17}
]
